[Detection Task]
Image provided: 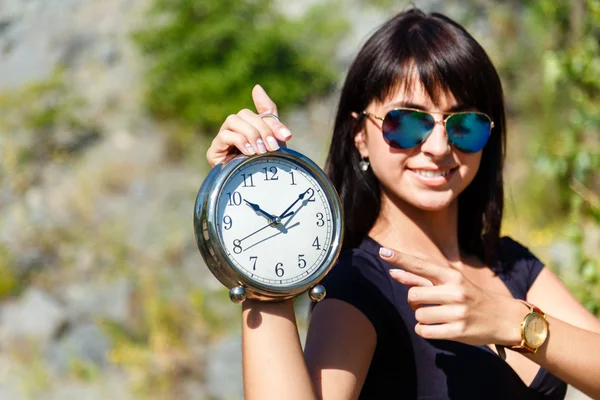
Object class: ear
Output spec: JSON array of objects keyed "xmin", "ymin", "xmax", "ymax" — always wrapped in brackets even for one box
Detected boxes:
[
  {"xmin": 351, "ymin": 111, "xmax": 369, "ymax": 158},
  {"xmin": 354, "ymin": 130, "xmax": 369, "ymax": 159}
]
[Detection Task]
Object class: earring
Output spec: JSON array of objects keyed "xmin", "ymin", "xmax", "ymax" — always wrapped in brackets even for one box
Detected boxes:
[{"xmin": 359, "ymin": 158, "xmax": 370, "ymax": 172}]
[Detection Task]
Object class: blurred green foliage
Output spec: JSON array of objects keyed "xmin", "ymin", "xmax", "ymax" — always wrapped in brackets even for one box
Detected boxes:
[
  {"xmin": 0, "ymin": 245, "xmax": 19, "ymax": 299},
  {"xmin": 0, "ymin": 69, "xmax": 97, "ymax": 195},
  {"xmin": 501, "ymin": 0, "xmax": 600, "ymax": 313},
  {"xmin": 133, "ymin": 0, "xmax": 348, "ymax": 133},
  {"xmin": 532, "ymin": 0, "xmax": 600, "ymax": 313}
]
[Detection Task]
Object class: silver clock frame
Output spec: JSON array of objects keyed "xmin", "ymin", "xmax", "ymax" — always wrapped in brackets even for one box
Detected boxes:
[{"xmin": 193, "ymin": 147, "xmax": 344, "ymax": 302}]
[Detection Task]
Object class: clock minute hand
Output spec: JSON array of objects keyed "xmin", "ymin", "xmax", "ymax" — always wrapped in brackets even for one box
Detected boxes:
[
  {"xmin": 239, "ymin": 221, "xmax": 274, "ymax": 243},
  {"xmin": 277, "ymin": 188, "xmax": 313, "ymax": 219}
]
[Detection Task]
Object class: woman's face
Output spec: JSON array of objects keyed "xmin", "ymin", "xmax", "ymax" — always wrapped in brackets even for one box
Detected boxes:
[{"xmin": 355, "ymin": 81, "xmax": 482, "ymax": 212}]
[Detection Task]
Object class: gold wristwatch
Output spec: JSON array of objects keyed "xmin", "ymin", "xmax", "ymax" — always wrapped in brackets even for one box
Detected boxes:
[{"xmin": 510, "ymin": 300, "xmax": 549, "ymax": 354}]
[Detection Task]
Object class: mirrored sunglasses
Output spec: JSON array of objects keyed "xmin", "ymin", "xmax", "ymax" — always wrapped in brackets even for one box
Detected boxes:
[{"xmin": 363, "ymin": 107, "xmax": 494, "ymax": 154}]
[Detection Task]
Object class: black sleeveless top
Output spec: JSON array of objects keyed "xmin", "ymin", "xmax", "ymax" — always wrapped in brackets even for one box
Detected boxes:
[{"xmin": 319, "ymin": 236, "xmax": 567, "ymax": 399}]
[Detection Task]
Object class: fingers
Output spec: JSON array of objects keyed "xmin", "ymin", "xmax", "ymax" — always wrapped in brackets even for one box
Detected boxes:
[
  {"xmin": 205, "ymin": 85, "xmax": 293, "ymax": 168},
  {"xmin": 252, "ymin": 85, "xmax": 292, "ymax": 142},
  {"xmin": 415, "ymin": 321, "xmax": 465, "ymax": 340},
  {"xmin": 414, "ymin": 304, "xmax": 466, "ymax": 325},
  {"xmin": 389, "ymin": 269, "xmax": 433, "ymax": 288},
  {"xmin": 206, "ymin": 128, "xmax": 255, "ymax": 168},
  {"xmin": 206, "ymin": 129, "xmax": 248, "ymax": 167},
  {"xmin": 407, "ymin": 286, "xmax": 466, "ymax": 309},
  {"xmin": 237, "ymin": 109, "xmax": 281, "ymax": 152},
  {"xmin": 380, "ymin": 247, "xmax": 456, "ymax": 284}
]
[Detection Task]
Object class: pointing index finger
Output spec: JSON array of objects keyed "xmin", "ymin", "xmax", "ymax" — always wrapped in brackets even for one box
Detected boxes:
[
  {"xmin": 379, "ymin": 247, "xmax": 453, "ymax": 284},
  {"xmin": 252, "ymin": 84, "xmax": 292, "ymax": 142}
]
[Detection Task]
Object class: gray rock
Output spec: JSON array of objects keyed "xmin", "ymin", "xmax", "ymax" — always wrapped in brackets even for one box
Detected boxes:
[
  {"xmin": 97, "ymin": 41, "xmax": 120, "ymax": 66},
  {"xmin": 205, "ymin": 335, "xmax": 243, "ymax": 400},
  {"xmin": 0, "ymin": 386, "xmax": 25, "ymax": 400},
  {"xmin": 0, "ymin": 288, "xmax": 65, "ymax": 345},
  {"xmin": 582, "ymin": 223, "xmax": 600, "ymax": 260},
  {"xmin": 62, "ymin": 280, "xmax": 131, "ymax": 325},
  {"xmin": 548, "ymin": 239, "xmax": 579, "ymax": 273},
  {"xmin": 43, "ymin": 371, "xmax": 131, "ymax": 400},
  {"xmin": 45, "ymin": 322, "xmax": 111, "ymax": 375},
  {"xmin": 0, "ymin": 19, "xmax": 13, "ymax": 36},
  {"xmin": 565, "ymin": 385, "xmax": 592, "ymax": 400},
  {"xmin": 0, "ymin": 355, "xmax": 27, "ymax": 400}
]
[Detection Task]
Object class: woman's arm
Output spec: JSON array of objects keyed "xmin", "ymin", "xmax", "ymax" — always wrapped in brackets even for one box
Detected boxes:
[
  {"xmin": 525, "ymin": 267, "xmax": 600, "ymax": 398},
  {"xmin": 242, "ymin": 299, "xmax": 376, "ymax": 400},
  {"xmin": 305, "ymin": 299, "xmax": 377, "ymax": 400},
  {"xmin": 380, "ymin": 247, "xmax": 600, "ymax": 399},
  {"xmin": 242, "ymin": 300, "xmax": 316, "ymax": 400}
]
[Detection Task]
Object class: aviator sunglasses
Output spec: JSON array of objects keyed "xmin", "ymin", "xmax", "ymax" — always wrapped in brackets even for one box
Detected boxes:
[{"xmin": 363, "ymin": 108, "xmax": 494, "ymax": 154}]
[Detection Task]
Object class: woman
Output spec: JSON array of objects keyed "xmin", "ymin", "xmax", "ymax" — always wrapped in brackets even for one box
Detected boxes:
[{"xmin": 206, "ymin": 9, "xmax": 600, "ymax": 400}]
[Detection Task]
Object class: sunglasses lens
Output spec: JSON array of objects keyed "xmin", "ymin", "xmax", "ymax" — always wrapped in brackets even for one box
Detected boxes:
[
  {"xmin": 382, "ymin": 109, "xmax": 434, "ymax": 149},
  {"xmin": 446, "ymin": 113, "xmax": 491, "ymax": 153}
]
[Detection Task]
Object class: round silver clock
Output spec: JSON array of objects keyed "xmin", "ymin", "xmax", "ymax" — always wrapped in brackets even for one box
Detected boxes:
[{"xmin": 193, "ymin": 147, "xmax": 344, "ymax": 303}]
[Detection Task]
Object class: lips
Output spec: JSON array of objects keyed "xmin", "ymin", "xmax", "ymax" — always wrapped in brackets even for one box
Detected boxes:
[
  {"xmin": 409, "ymin": 166, "xmax": 458, "ymax": 175},
  {"xmin": 407, "ymin": 166, "xmax": 459, "ymax": 187},
  {"xmin": 412, "ymin": 169, "xmax": 453, "ymax": 178}
]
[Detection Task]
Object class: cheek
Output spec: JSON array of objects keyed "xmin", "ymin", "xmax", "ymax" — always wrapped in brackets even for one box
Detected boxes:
[
  {"xmin": 457, "ymin": 152, "xmax": 482, "ymax": 187},
  {"xmin": 367, "ymin": 139, "xmax": 412, "ymax": 179}
]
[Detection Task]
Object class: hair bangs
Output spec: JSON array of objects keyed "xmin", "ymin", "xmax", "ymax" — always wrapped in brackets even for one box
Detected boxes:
[{"xmin": 364, "ymin": 14, "xmax": 491, "ymax": 112}]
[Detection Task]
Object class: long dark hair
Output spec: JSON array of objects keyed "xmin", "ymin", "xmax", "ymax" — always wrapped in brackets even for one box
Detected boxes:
[{"xmin": 325, "ymin": 9, "xmax": 506, "ymax": 265}]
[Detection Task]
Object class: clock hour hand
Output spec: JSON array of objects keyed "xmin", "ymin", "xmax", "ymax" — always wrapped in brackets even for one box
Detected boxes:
[{"xmin": 244, "ymin": 199, "xmax": 277, "ymax": 222}]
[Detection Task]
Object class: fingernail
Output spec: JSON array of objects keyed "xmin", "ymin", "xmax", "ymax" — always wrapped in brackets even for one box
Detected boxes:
[
  {"xmin": 256, "ymin": 139, "xmax": 267, "ymax": 154},
  {"xmin": 266, "ymin": 136, "xmax": 279, "ymax": 150},
  {"xmin": 280, "ymin": 128, "xmax": 292, "ymax": 140},
  {"xmin": 379, "ymin": 247, "xmax": 393, "ymax": 258},
  {"xmin": 245, "ymin": 143, "xmax": 256, "ymax": 155},
  {"xmin": 389, "ymin": 269, "xmax": 404, "ymax": 276}
]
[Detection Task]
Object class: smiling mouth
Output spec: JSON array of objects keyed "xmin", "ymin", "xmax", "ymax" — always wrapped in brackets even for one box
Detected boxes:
[{"xmin": 410, "ymin": 167, "xmax": 458, "ymax": 178}]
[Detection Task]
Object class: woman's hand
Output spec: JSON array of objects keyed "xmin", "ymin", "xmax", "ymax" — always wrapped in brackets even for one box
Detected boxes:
[
  {"xmin": 206, "ymin": 85, "xmax": 293, "ymax": 167},
  {"xmin": 379, "ymin": 247, "xmax": 526, "ymax": 347}
]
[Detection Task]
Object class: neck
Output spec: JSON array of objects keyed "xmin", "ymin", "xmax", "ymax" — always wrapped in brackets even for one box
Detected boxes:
[{"xmin": 369, "ymin": 192, "xmax": 461, "ymax": 263}]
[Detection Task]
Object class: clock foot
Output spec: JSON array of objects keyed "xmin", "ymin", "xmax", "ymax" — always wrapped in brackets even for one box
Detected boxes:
[
  {"xmin": 309, "ymin": 285, "xmax": 326, "ymax": 302},
  {"xmin": 229, "ymin": 286, "xmax": 247, "ymax": 303}
]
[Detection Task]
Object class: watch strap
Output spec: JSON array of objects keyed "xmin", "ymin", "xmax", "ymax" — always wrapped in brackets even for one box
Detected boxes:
[{"xmin": 518, "ymin": 299, "xmax": 543, "ymax": 314}]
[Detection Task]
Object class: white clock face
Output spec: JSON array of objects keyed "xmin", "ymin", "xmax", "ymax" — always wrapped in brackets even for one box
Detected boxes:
[{"xmin": 216, "ymin": 156, "xmax": 334, "ymax": 288}]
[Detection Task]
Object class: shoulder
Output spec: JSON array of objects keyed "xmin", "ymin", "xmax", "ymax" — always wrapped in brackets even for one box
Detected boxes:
[
  {"xmin": 320, "ymin": 238, "xmax": 397, "ymax": 331},
  {"xmin": 323, "ymin": 239, "xmax": 393, "ymax": 296},
  {"xmin": 497, "ymin": 236, "xmax": 546, "ymax": 292},
  {"xmin": 499, "ymin": 236, "xmax": 543, "ymax": 267},
  {"xmin": 499, "ymin": 236, "xmax": 538, "ymax": 259}
]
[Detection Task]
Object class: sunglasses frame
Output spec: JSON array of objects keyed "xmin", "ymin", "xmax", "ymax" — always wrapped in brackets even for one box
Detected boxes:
[{"xmin": 362, "ymin": 107, "xmax": 495, "ymax": 152}]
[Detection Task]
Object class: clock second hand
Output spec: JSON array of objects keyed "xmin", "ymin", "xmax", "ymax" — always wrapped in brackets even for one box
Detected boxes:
[
  {"xmin": 237, "ymin": 210, "xmax": 295, "ymax": 244},
  {"xmin": 243, "ymin": 221, "xmax": 301, "ymax": 252}
]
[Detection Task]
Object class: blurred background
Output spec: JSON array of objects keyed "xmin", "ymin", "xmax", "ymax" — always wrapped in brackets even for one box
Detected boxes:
[{"xmin": 0, "ymin": 0, "xmax": 598, "ymax": 399}]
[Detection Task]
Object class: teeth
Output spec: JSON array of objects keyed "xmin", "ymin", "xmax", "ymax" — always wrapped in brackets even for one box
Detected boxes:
[{"xmin": 413, "ymin": 169, "xmax": 451, "ymax": 178}]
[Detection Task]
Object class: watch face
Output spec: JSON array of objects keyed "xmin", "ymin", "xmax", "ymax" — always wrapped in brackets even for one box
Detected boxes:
[
  {"xmin": 523, "ymin": 313, "xmax": 548, "ymax": 347},
  {"xmin": 215, "ymin": 155, "xmax": 336, "ymax": 288}
]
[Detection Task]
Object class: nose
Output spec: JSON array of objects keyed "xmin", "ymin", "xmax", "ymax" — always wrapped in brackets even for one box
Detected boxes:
[{"xmin": 420, "ymin": 120, "xmax": 451, "ymax": 158}]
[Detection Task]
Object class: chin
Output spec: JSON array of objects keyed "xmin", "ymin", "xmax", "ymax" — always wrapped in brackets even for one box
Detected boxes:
[{"xmin": 403, "ymin": 190, "xmax": 458, "ymax": 212}]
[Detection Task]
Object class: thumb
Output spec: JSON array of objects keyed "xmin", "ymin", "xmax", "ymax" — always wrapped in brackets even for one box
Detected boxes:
[{"xmin": 252, "ymin": 84, "xmax": 292, "ymax": 142}]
